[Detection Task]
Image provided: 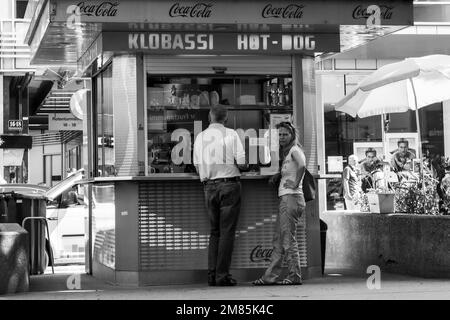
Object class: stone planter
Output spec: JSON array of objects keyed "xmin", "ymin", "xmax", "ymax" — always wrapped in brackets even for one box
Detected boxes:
[
  {"xmin": 367, "ymin": 192, "xmax": 395, "ymax": 214},
  {"xmin": 321, "ymin": 211, "xmax": 450, "ymax": 278}
]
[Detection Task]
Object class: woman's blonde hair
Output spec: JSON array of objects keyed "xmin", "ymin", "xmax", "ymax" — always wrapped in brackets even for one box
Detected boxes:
[{"xmin": 276, "ymin": 121, "xmax": 303, "ymax": 161}]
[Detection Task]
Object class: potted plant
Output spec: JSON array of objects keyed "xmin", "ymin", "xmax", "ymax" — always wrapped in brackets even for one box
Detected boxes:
[
  {"xmin": 366, "ymin": 188, "xmax": 396, "ymax": 214},
  {"xmin": 362, "ymin": 161, "xmax": 397, "ymax": 214},
  {"xmin": 394, "ymin": 160, "xmax": 440, "ymax": 215}
]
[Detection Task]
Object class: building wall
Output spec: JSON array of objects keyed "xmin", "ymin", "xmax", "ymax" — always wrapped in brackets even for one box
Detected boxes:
[
  {"xmin": 28, "ymin": 141, "xmax": 60, "ymax": 185},
  {"xmin": 1, "ymin": 0, "xmax": 33, "ymax": 182},
  {"xmin": 0, "ymin": 0, "xmax": 32, "ymax": 72}
]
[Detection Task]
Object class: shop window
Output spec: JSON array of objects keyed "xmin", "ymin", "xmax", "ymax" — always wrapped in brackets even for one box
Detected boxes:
[
  {"xmin": 15, "ymin": 0, "xmax": 28, "ymax": 19},
  {"xmin": 94, "ymin": 64, "xmax": 115, "ymax": 177},
  {"xmin": 386, "ymin": 103, "xmax": 444, "ymax": 158},
  {"xmin": 66, "ymin": 145, "xmax": 81, "ymax": 171},
  {"xmin": 44, "ymin": 154, "xmax": 61, "ymax": 187},
  {"xmin": 324, "ymin": 108, "xmax": 382, "ymax": 210},
  {"xmin": 146, "ymin": 75, "xmax": 292, "ymax": 175},
  {"xmin": 323, "ymin": 76, "xmax": 444, "ymax": 211}
]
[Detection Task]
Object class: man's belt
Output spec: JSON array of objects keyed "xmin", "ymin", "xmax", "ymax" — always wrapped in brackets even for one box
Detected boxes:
[{"xmin": 203, "ymin": 177, "xmax": 240, "ymax": 185}]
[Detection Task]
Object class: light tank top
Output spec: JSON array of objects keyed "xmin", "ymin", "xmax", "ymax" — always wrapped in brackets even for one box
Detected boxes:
[{"xmin": 278, "ymin": 145, "xmax": 304, "ymax": 197}]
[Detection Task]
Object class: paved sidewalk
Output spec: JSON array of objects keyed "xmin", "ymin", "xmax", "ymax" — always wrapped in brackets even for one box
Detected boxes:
[{"xmin": 1, "ymin": 265, "xmax": 450, "ymax": 300}]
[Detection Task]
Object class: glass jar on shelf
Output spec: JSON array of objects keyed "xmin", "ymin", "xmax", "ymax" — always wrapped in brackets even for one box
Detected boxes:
[{"xmin": 277, "ymin": 84, "xmax": 285, "ymax": 107}]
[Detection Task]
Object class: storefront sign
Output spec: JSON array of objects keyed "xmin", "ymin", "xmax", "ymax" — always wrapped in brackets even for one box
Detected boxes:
[
  {"xmin": 70, "ymin": 89, "xmax": 89, "ymax": 119},
  {"xmin": 102, "ymin": 31, "xmax": 340, "ymax": 54},
  {"xmin": 78, "ymin": 34, "xmax": 102, "ymax": 73},
  {"xmin": 48, "ymin": 114, "xmax": 83, "ymax": 131},
  {"xmin": 8, "ymin": 120, "xmax": 23, "ymax": 131},
  {"xmin": 0, "ymin": 135, "xmax": 32, "ymax": 149},
  {"xmin": 55, "ymin": 0, "xmax": 413, "ymax": 26}
]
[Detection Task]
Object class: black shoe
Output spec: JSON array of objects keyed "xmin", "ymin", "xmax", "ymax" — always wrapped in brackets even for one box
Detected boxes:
[
  {"xmin": 216, "ymin": 276, "xmax": 237, "ymax": 286},
  {"xmin": 208, "ymin": 278, "xmax": 216, "ymax": 286},
  {"xmin": 208, "ymin": 271, "xmax": 216, "ymax": 286}
]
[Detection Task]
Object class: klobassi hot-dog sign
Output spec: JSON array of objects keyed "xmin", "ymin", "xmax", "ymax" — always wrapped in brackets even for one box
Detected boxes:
[{"xmin": 102, "ymin": 31, "xmax": 339, "ymax": 54}]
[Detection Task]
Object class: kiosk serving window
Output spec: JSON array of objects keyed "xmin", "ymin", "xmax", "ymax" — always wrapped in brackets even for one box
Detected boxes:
[{"xmin": 146, "ymin": 74, "xmax": 293, "ymax": 175}]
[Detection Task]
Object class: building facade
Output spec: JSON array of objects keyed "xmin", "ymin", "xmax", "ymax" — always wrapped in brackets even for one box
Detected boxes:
[{"xmin": 316, "ymin": 1, "xmax": 450, "ymax": 212}]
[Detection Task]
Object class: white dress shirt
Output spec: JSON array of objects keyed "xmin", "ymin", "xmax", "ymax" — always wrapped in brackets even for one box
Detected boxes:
[{"xmin": 193, "ymin": 123, "xmax": 246, "ymax": 182}]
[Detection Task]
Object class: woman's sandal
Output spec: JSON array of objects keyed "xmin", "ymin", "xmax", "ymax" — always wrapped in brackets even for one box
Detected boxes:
[
  {"xmin": 252, "ymin": 278, "xmax": 277, "ymax": 286},
  {"xmin": 276, "ymin": 278, "xmax": 303, "ymax": 285}
]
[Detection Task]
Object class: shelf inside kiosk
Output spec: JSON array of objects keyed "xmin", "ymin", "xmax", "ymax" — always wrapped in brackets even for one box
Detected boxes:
[{"xmin": 147, "ymin": 75, "xmax": 293, "ymax": 175}]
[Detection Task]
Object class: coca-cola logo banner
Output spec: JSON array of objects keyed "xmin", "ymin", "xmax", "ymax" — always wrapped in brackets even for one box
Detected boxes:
[
  {"xmin": 352, "ymin": 5, "xmax": 394, "ymax": 20},
  {"xmin": 250, "ymin": 245, "xmax": 273, "ymax": 262},
  {"xmin": 55, "ymin": 0, "xmax": 412, "ymax": 26},
  {"xmin": 262, "ymin": 4, "xmax": 305, "ymax": 19},
  {"xmin": 75, "ymin": 1, "xmax": 119, "ymax": 16},
  {"xmin": 169, "ymin": 3, "xmax": 213, "ymax": 18}
]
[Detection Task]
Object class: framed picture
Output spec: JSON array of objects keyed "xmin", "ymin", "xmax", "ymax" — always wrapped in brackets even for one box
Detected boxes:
[
  {"xmin": 353, "ymin": 142, "xmax": 384, "ymax": 163},
  {"xmin": 384, "ymin": 132, "xmax": 419, "ymax": 163},
  {"xmin": 413, "ymin": 159, "xmax": 421, "ymax": 173},
  {"xmin": 269, "ymin": 113, "xmax": 292, "ymax": 129},
  {"xmin": 327, "ymin": 156, "xmax": 344, "ymax": 173}
]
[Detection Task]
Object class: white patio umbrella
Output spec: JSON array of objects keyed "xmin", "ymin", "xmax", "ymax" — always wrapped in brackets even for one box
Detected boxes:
[{"xmin": 335, "ymin": 54, "xmax": 450, "ymax": 159}]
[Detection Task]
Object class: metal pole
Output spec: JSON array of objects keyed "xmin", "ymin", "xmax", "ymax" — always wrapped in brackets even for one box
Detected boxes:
[
  {"xmin": 409, "ymin": 78, "xmax": 425, "ymax": 191},
  {"xmin": 409, "ymin": 78, "xmax": 422, "ymax": 159}
]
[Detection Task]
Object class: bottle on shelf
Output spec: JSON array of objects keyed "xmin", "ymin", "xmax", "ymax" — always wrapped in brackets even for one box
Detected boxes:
[
  {"xmin": 265, "ymin": 81, "xmax": 271, "ymax": 106},
  {"xmin": 277, "ymin": 84, "xmax": 285, "ymax": 107},
  {"xmin": 284, "ymin": 82, "xmax": 292, "ymax": 106},
  {"xmin": 270, "ymin": 82, "xmax": 278, "ymax": 107}
]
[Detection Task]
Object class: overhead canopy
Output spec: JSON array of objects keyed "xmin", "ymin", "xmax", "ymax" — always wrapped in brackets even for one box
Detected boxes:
[
  {"xmin": 25, "ymin": 0, "xmax": 413, "ymax": 70},
  {"xmin": 321, "ymin": 1, "xmax": 450, "ymax": 60}
]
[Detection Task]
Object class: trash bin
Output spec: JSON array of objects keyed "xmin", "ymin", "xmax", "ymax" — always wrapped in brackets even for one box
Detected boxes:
[
  {"xmin": 320, "ymin": 219, "xmax": 328, "ymax": 275},
  {"xmin": 0, "ymin": 191, "xmax": 47, "ymax": 275}
]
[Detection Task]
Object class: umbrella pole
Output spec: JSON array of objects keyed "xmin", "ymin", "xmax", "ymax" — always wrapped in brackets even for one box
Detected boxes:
[{"xmin": 409, "ymin": 78, "xmax": 425, "ymax": 193}]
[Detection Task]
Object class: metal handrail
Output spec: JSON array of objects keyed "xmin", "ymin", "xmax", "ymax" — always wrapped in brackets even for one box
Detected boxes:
[{"xmin": 21, "ymin": 217, "xmax": 55, "ymax": 274}]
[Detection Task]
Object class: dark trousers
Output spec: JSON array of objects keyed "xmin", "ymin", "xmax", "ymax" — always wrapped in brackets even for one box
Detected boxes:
[{"xmin": 204, "ymin": 181, "xmax": 241, "ymax": 282}]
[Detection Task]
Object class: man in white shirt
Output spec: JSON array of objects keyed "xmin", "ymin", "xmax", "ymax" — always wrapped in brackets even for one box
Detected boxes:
[{"xmin": 193, "ymin": 105, "xmax": 247, "ymax": 286}]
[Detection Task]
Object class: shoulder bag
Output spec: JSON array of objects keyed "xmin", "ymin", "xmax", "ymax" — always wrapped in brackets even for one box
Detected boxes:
[{"xmin": 302, "ymin": 168, "xmax": 316, "ymax": 202}]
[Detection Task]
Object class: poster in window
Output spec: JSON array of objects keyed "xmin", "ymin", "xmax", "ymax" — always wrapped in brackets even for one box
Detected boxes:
[{"xmin": 384, "ymin": 132, "xmax": 418, "ymax": 163}]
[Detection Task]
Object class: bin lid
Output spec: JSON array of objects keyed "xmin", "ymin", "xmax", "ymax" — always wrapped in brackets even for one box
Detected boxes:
[{"xmin": 0, "ymin": 184, "xmax": 48, "ymax": 199}]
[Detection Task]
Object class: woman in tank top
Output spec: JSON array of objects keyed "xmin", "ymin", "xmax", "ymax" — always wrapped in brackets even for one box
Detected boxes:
[{"xmin": 253, "ymin": 121, "xmax": 306, "ymax": 285}]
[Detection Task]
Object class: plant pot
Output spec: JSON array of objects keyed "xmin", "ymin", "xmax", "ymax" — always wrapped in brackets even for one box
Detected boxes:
[{"xmin": 367, "ymin": 193, "xmax": 395, "ymax": 214}]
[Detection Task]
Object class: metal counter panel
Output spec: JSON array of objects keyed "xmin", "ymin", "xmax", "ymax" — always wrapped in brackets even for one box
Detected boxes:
[
  {"xmin": 92, "ymin": 183, "xmax": 116, "ymax": 269},
  {"xmin": 138, "ymin": 180, "xmax": 307, "ymax": 271}
]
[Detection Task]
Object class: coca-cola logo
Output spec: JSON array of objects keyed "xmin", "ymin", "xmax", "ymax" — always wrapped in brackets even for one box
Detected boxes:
[
  {"xmin": 262, "ymin": 4, "xmax": 304, "ymax": 19},
  {"xmin": 169, "ymin": 3, "xmax": 213, "ymax": 18},
  {"xmin": 250, "ymin": 245, "xmax": 273, "ymax": 262},
  {"xmin": 76, "ymin": 1, "xmax": 118, "ymax": 16},
  {"xmin": 352, "ymin": 5, "xmax": 394, "ymax": 20}
]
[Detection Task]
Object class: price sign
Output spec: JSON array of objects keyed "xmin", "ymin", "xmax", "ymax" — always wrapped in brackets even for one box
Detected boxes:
[{"xmin": 8, "ymin": 120, "xmax": 23, "ymax": 131}]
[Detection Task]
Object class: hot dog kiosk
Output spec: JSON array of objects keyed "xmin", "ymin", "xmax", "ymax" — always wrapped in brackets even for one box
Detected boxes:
[{"xmin": 25, "ymin": 0, "xmax": 413, "ymax": 285}]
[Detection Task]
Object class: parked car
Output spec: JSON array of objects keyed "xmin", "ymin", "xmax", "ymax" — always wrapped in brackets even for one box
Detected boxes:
[{"xmin": 0, "ymin": 169, "xmax": 86, "ymax": 265}]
